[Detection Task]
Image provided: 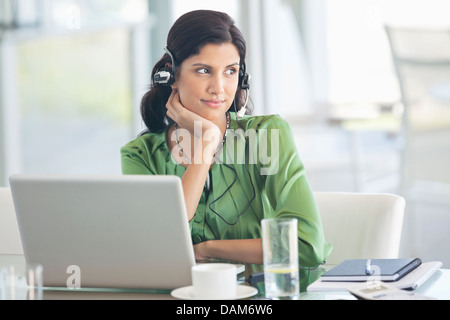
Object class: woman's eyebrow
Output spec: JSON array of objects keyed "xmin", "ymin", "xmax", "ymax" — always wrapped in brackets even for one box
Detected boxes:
[{"xmin": 191, "ymin": 62, "xmax": 240, "ymax": 69}]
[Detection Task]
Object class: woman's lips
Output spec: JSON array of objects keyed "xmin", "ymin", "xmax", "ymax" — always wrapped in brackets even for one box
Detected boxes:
[{"xmin": 201, "ymin": 99, "xmax": 225, "ymax": 108}]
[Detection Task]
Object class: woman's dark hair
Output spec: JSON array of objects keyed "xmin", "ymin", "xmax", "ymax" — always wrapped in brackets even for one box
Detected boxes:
[{"xmin": 140, "ymin": 10, "xmax": 249, "ymax": 133}]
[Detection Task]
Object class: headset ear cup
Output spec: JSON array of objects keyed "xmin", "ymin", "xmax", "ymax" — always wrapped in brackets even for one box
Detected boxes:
[
  {"xmin": 239, "ymin": 71, "xmax": 250, "ymax": 90},
  {"xmin": 154, "ymin": 67, "xmax": 174, "ymax": 86},
  {"xmin": 239, "ymin": 69, "xmax": 244, "ymax": 87}
]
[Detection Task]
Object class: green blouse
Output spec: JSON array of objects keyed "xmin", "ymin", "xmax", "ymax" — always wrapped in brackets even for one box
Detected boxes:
[{"xmin": 120, "ymin": 112, "xmax": 332, "ymax": 267}]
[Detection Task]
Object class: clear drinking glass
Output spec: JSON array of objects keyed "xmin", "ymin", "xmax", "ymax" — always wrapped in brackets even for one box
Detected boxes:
[
  {"xmin": 261, "ymin": 218, "xmax": 300, "ymax": 299},
  {"xmin": 26, "ymin": 264, "xmax": 43, "ymax": 300}
]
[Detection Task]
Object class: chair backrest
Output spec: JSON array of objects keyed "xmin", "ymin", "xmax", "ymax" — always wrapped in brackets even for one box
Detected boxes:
[
  {"xmin": 314, "ymin": 192, "xmax": 405, "ymax": 265},
  {"xmin": 384, "ymin": 25, "xmax": 450, "ymax": 132},
  {"xmin": 0, "ymin": 187, "xmax": 23, "ymax": 254},
  {"xmin": 385, "ymin": 25, "xmax": 450, "ymax": 196}
]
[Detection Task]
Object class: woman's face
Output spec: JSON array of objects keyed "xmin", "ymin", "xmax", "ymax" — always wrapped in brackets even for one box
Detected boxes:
[{"xmin": 172, "ymin": 42, "xmax": 240, "ymax": 122}]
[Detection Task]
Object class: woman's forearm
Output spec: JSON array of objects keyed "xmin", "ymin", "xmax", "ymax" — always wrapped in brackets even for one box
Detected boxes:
[
  {"xmin": 181, "ymin": 161, "xmax": 211, "ymax": 221},
  {"xmin": 195, "ymin": 238, "xmax": 264, "ymax": 265},
  {"xmin": 181, "ymin": 134, "xmax": 218, "ymax": 221}
]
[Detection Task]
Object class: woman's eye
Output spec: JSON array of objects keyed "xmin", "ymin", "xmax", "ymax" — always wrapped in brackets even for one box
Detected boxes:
[
  {"xmin": 225, "ymin": 68, "xmax": 237, "ymax": 75},
  {"xmin": 197, "ymin": 68, "xmax": 209, "ymax": 74}
]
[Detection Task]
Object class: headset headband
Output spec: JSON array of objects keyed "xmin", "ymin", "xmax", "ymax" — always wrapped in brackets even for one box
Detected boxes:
[
  {"xmin": 154, "ymin": 46, "xmax": 250, "ymax": 90},
  {"xmin": 164, "ymin": 46, "xmax": 176, "ymax": 72}
]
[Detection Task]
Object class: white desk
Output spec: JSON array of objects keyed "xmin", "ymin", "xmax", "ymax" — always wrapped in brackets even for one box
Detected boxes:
[{"xmin": 1, "ymin": 254, "xmax": 449, "ymax": 300}]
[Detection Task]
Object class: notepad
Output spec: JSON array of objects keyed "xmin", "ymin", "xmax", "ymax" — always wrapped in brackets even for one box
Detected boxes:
[
  {"xmin": 321, "ymin": 258, "xmax": 422, "ymax": 282},
  {"xmin": 307, "ymin": 261, "xmax": 442, "ymax": 292}
]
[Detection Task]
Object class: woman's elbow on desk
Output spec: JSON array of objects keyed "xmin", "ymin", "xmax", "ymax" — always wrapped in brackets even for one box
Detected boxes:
[{"xmin": 194, "ymin": 238, "xmax": 264, "ymax": 265}]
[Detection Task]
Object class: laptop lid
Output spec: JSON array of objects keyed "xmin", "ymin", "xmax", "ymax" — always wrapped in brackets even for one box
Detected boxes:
[{"xmin": 9, "ymin": 174, "xmax": 196, "ymax": 290}]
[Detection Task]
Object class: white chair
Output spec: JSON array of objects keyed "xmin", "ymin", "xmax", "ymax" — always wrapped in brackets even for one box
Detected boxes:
[
  {"xmin": 0, "ymin": 187, "xmax": 23, "ymax": 254},
  {"xmin": 314, "ymin": 192, "xmax": 405, "ymax": 265},
  {"xmin": 385, "ymin": 25, "xmax": 450, "ymax": 202}
]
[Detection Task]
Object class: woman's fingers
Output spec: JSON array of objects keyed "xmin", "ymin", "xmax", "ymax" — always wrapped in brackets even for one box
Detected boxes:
[
  {"xmin": 166, "ymin": 89, "xmax": 194, "ymax": 126},
  {"xmin": 166, "ymin": 88, "xmax": 181, "ymax": 122},
  {"xmin": 166, "ymin": 88, "xmax": 219, "ymax": 138}
]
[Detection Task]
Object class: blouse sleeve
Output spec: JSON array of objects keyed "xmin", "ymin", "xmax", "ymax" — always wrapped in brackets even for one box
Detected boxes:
[
  {"xmin": 259, "ymin": 115, "xmax": 332, "ymax": 267},
  {"xmin": 120, "ymin": 139, "xmax": 154, "ymax": 175}
]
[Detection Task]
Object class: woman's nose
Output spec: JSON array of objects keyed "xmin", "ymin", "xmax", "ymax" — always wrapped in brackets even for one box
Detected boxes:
[{"xmin": 208, "ymin": 74, "xmax": 225, "ymax": 95}]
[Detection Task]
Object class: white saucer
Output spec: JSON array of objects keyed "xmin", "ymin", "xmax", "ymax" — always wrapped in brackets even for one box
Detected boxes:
[{"xmin": 171, "ymin": 285, "xmax": 258, "ymax": 300}]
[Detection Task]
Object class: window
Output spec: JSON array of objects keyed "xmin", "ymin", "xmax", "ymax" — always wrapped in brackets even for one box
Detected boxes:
[
  {"xmin": 326, "ymin": 0, "xmax": 450, "ymax": 104},
  {"xmin": 17, "ymin": 28, "xmax": 133, "ymax": 174},
  {"xmin": 1, "ymin": 0, "xmax": 150, "ymax": 182}
]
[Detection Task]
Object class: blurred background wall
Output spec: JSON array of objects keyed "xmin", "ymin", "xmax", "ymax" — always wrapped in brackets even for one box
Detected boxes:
[{"xmin": 1, "ymin": 0, "xmax": 449, "ymax": 266}]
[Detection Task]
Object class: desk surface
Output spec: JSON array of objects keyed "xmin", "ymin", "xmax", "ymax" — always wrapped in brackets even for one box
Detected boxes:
[{"xmin": 1, "ymin": 254, "xmax": 449, "ymax": 300}]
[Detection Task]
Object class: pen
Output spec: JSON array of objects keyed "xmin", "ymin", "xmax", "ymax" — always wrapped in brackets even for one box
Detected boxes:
[{"xmin": 365, "ymin": 259, "xmax": 374, "ymax": 275}]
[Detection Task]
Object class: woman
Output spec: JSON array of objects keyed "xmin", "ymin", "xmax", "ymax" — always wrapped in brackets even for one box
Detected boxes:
[{"xmin": 121, "ymin": 10, "xmax": 332, "ymax": 266}]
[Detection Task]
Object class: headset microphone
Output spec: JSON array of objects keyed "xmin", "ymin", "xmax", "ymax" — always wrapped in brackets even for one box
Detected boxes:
[{"xmin": 237, "ymin": 103, "xmax": 247, "ymax": 118}]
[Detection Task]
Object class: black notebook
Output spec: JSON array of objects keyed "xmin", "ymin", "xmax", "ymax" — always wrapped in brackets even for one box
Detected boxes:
[{"xmin": 321, "ymin": 258, "xmax": 422, "ymax": 282}]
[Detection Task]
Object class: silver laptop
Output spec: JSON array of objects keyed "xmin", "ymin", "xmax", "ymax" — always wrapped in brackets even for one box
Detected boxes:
[{"xmin": 9, "ymin": 174, "xmax": 196, "ymax": 290}]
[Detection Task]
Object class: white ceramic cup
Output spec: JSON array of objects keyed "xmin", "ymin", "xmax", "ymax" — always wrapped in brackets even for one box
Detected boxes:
[{"xmin": 191, "ymin": 263, "xmax": 237, "ymax": 300}]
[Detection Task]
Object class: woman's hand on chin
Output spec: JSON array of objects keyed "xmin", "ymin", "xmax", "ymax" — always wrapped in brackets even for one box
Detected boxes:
[
  {"xmin": 166, "ymin": 88, "xmax": 222, "ymax": 151},
  {"xmin": 166, "ymin": 89, "xmax": 219, "ymax": 136}
]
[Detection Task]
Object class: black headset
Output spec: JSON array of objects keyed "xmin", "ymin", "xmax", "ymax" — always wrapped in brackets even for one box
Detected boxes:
[
  {"xmin": 154, "ymin": 46, "xmax": 250, "ymax": 90},
  {"xmin": 238, "ymin": 62, "xmax": 250, "ymax": 90}
]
